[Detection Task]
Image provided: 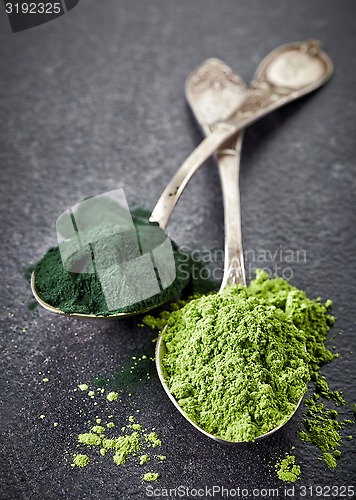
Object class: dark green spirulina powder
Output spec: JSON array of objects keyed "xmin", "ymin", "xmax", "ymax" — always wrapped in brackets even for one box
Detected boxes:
[{"xmin": 33, "ymin": 207, "xmax": 190, "ymax": 316}]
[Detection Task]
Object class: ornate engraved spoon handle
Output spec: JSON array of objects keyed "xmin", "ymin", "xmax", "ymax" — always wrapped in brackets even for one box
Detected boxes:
[{"xmin": 184, "ymin": 57, "xmax": 248, "ymax": 288}]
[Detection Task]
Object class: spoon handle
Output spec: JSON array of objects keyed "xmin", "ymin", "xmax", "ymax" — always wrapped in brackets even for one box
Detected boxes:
[
  {"xmin": 217, "ymin": 133, "xmax": 246, "ymax": 290},
  {"xmin": 149, "ymin": 124, "xmax": 234, "ymax": 229},
  {"xmin": 150, "ymin": 40, "xmax": 333, "ymax": 229}
]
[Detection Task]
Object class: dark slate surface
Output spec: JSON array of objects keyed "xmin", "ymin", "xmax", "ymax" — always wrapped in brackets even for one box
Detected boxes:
[{"xmin": 0, "ymin": 1, "xmax": 355, "ymax": 499}]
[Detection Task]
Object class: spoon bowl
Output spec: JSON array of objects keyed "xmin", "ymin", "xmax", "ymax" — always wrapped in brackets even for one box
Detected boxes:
[
  {"xmin": 31, "ymin": 272, "xmax": 170, "ymax": 319},
  {"xmin": 156, "ymin": 331, "xmax": 305, "ymax": 444}
]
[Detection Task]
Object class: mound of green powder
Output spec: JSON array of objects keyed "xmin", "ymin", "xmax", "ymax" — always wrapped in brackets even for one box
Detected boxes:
[
  {"xmin": 33, "ymin": 207, "xmax": 190, "ymax": 316},
  {"xmin": 162, "ymin": 281, "xmax": 310, "ymax": 441},
  {"xmin": 156, "ymin": 269, "xmax": 341, "ymax": 442}
]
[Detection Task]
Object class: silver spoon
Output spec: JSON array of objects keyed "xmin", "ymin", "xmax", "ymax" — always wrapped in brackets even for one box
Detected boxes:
[{"xmin": 156, "ymin": 47, "xmax": 329, "ymax": 442}]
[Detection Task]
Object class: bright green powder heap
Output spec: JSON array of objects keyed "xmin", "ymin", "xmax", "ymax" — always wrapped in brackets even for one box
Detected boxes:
[
  {"xmin": 147, "ymin": 269, "xmax": 354, "ymax": 473},
  {"xmin": 162, "ymin": 271, "xmax": 311, "ymax": 441},
  {"xmin": 151, "ymin": 268, "xmax": 343, "ymax": 444}
]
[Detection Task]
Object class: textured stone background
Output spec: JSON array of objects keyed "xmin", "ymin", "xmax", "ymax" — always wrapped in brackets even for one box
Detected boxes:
[{"xmin": 0, "ymin": 1, "xmax": 355, "ymax": 499}]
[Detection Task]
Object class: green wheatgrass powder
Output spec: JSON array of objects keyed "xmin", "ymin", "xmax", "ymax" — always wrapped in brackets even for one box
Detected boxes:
[
  {"xmin": 144, "ymin": 269, "xmax": 354, "ymax": 477},
  {"xmin": 33, "ymin": 207, "xmax": 190, "ymax": 316},
  {"xmin": 71, "ymin": 454, "xmax": 90, "ymax": 468},
  {"xmin": 320, "ymin": 452, "xmax": 337, "ymax": 469},
  {"xmin": 299, "ymin": 392, "xmax": 353, "ymax": 465},
  {"xmin": 275, "ymin": 454, "xmax": 301, "ymax": 482},
  {"xmin": 142, "ymin": 472, "xmax": 159, "ymax": 482},
  {"xmin": 76, "ymin": 425, "xmax": 164, "ymax": 468},
  {"xmin": 139, "ymin": 454, "xmax": 150, "ymax": 465},
  {"xmin": 161, "ymin": 271, "xmax": 310, "ymax": 441},
  {"xmin": 68, "ymin": 386, "xmax": 166, "ymax": 476}
]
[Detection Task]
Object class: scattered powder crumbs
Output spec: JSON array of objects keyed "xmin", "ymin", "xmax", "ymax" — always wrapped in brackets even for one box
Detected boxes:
[
  {"xmin": 88, "ymin": 391, "xmax": 95, "ymax": 398},
  {"xmin": 42, "ymin": 378, "xmax": 49, "ymax": 383},
  {"xmin": 113, "ymin": 432, "xmax": 141, "ymax": 465},
  {"xmin": 155, "ymin": 455, "xmax": 166, "ymax": 461},
  {"xmin": 78, "ymin": 384, "xmax": 88, "ymax": 391},
  {"xmin": 130, "ymin": 424, "xmax": 142, "ymax": 431},
  {"xmin": 107, "ymin": 391, "xmax": 119, "ymax": 402},
  {"xmin": 139, "ymin": 454, "xmax": 150, "ymax": 465},
  {"xmin": 78, "ymin": 433, "xmax": 102, "ymax": 447},
  {"xmin": 321, "ymin": 452, "xmax": 337, "ymax": 469},
  {"xmin": 299, "ymin": 393, "xmax": 354, "ymax": 469},
  {"xmin": 91, "ymin": 426, "xmax": 105, "ymax": 435},
  {"xmin": 40, "ymin": 415, "xmax": 45, "ymax": 420},
  {"xmin": 142, "ymin": 472, "xmax": 159, "ymax": 482},
  {"xmin": 144, "ymin": 432, "xmax": 162, "ymax": 448},
  {"xmin": 71, "ymin": 454, "xmax": 90, "ymax": 468},
  {"xmin": 275, "ymin": 455, "xmax": 301, "ymax": 482},
  {"xmin": 68, "ymin": 383, "xmax": 165, "ymax": 481},
  {"xmin": 53, "ymin": 422, "xmax": 59, "ymax": 427}
]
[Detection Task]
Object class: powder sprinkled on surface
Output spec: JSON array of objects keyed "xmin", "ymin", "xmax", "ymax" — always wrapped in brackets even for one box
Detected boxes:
[
  {"xmin": 142, "ymin": 472, "xmax": 159, "ymax": 482},
  {"xmin": 71, "ymin": 454, "xmax": 90, "ymax": 468},
  {"xmin": 321, "ymin": 452, "xmax": 337, "ymax": 469},
  {"xmin": 66, "ymin": 382, "xmax": 166, "ymax": 481},
  {"xmin": 107, "ymin": 391, "xmax": 119, "ymax": 402},
  {"xmin": 113, "ymin": 432, "xmax": 141, "ymax": 465},
  {"xmin": 275, "ymin": 455, "xmax": 301, "ymax": 482},
  {"xmin": 78, "ymin": 432, "xmax": 103, "ymax": 447},
  {"xmin": 139, "ymin": 454, "xmax": 150, "ymax": 465},
  {"xmin": 299, "ymin": 393, "xmax": 354, "ymax": 469},
  {"xmin": 144, "ymin": 432, "xmax": 162, "ymax": 448},
  {"xmin": 91, "ymin": 425, "xmax": 105, "ymax": 434}
]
